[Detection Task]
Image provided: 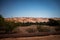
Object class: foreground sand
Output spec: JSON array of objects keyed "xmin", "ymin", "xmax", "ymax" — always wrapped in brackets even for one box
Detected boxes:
[{"xmin": 0, "ymin": 35, "xmax": 60, "ymax": 40}]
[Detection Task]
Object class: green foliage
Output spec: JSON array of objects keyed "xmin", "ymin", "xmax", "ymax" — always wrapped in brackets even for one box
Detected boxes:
[
  {"xmin": 57, "ymin": 20, "xmax": 60, "ymax": 26},
  {"xmin": 15, "ymin": 22, "xmax": 32, "ymax": 26},
  {"xmin": 0, "ymin": 15, "xmax": 5, "ymax": 26},
  {"xmin": 0, "ymin": 15, "xmax": 18, "ymax": 33},
  {"xmin": 21, "ymin": 22, "xmax": 31, "ymax": 26},
  {"xmin": 0, "ymin": 15, "xmax": 6, "ymax": 33},
  {"xmin": 5, "ymin": 21, "xmax": 17, "ymax": 33},
  {"xmin": 47, "ymin": 19, "xmax": 60, "ymax": 26}
]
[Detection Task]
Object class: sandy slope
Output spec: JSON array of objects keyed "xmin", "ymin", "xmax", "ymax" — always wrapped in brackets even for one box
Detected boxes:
[
  {"xmin": 0, "ymin": 35, "xmax": 60, "ymax": 40},
  {"xmin": 5, "ymin": 17, "xmax": 49, "ymax": 23}
]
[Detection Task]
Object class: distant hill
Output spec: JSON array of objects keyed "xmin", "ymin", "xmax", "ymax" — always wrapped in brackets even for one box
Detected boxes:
[{"xmin": 4, "ymin": 17, "xmax": 60, "ymax": 23}]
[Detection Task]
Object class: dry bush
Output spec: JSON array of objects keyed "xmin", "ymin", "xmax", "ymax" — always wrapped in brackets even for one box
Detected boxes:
[
  {"xmin": 37, "ymin": 25, "xmax": 50, "ymax": 32},
  {"xmin": 26, "ymin": 28, "xmax": 37, "ymax": 33}
]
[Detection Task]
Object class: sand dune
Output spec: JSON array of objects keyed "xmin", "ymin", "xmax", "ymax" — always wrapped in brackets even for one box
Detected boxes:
[
  {"xmin": 5, "ymin": 17, "xmax": 60, "ymax": 23},
  {"xmin": 5, "ymin": 17, "xmax": 50, "ymax": 23}
]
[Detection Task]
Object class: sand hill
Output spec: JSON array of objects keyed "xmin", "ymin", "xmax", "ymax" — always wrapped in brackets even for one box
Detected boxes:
[{"xmin": 5, "ymin": 17, "xmax": 60, "ymax": 23}]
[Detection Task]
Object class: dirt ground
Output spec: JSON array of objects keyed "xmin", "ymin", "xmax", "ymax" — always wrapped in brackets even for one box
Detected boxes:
[{"xmin": 0, "ymin": 35, "xmax": 60, "ymax": 40}]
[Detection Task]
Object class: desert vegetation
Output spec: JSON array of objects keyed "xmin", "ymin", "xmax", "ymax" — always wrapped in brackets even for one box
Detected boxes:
[
  {"xmin": 0, "ymin": 15, "xmax": 19, "ymax": 33},
  {"xmin": 37, "ymin": 25, "xmax": 50, "ymax": 32},
  {"xmin": 0, "ymin": 15, "xmax": 60, "ymax": 37}
]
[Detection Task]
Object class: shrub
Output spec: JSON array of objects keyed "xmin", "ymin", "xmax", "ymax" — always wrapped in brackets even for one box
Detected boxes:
[
  {"xmin": 5, "ymin": 21, "xmax": 17, "ymax": 33},
  {"xmin": 0, "ymin": 15, "xmax": 6, "ymax": 33},
  {"xmin": 26, "ymin": 28, "xmax": 36, "ymax": 33},
  {"xmin": 0, "ymin": 15, "xmax": 18, "ymax": 33},
  {"xmin": 55, "ymin": 27, "xmax": 60, "ymax": 31},
  {"xmin": 37, "ymin": 25, "xmax": 50, "ymax": 32},
  {"xmin": 47, "ymin": 19, "xmax": 60, "ymax": 26}
]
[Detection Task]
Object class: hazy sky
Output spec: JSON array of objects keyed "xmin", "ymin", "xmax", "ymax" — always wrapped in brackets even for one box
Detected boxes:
[{"xmin": 0, "ymin": 0, "xmax": 60, "ymax": 18}]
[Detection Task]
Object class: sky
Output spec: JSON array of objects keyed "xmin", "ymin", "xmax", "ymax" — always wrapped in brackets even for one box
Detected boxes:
[{"xmin": 0, "ymin": 0, "xmax": 60, "ymax": 18}]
